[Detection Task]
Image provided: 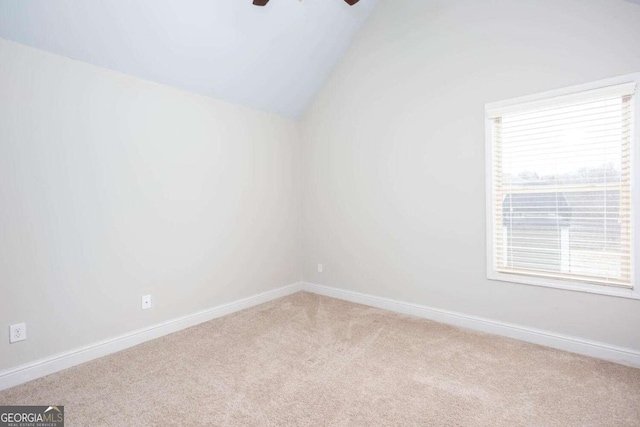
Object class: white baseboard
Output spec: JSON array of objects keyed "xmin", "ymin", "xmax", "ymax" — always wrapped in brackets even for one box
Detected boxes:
[
  {"xmin": 302, "ymin": 282, "xmax": 640, "ymax": 369},
  {"xmin": 0, "ymin": 282, "xmax": 304, "ymax": 392},
  {"xmin": 3, "ymin": 281, "xmax": 637, "ymax": 392}
]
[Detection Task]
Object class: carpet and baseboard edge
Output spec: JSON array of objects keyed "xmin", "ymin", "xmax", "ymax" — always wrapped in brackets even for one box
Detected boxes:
[
  {"xmin": 0, "ymin": 282, "xmax": 304, "ymax": 391},
  {"xmin": 2, "ymin": 281, "xmax": 638, "ymax": 391},
  {"xmin": 302, "ymin": 282, "xmax": 640, "ymax": 369}
]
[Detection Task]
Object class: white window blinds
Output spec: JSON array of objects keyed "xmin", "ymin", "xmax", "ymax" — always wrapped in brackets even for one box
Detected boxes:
[{"xmin": 489, "ymin": 82, "xmax": 636, "ymax": 288}]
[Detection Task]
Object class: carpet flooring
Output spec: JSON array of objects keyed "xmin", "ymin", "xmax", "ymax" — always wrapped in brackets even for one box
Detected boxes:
[{"xmin": 1, "ymin": 292, "xmax": 639, "ymax": 426}]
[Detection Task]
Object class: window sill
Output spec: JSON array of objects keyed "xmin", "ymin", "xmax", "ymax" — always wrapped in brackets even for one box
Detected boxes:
[{"xmin": 487, "ymin": 271, "xmax": 640, "ymax": 300}]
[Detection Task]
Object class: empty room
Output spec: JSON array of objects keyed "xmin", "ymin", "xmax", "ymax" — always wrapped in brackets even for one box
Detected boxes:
[{"xmin": 1, "ymin": 0, "xmax": 640, "ymax": 425}]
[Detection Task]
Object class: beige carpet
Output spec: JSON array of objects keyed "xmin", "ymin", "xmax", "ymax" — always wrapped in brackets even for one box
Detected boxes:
[{"xmin": 1, "ymin": 292, "xmax": 639, "ymax": 426}]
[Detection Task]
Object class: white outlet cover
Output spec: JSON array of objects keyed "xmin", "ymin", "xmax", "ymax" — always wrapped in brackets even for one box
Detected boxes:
[
  {"xmin": 317, "ymin": 264, "xmax": 323, "ymax": 273},
  {"xmin": 141, "ymin": 295, "xmax": 152, "ymax": 310},
  {"xmin": 9, "ymin": 323, "xmax": 26, "ymax": 343}
]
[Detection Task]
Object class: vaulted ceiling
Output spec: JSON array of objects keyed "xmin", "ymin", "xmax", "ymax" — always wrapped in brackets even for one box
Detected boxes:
[{"xmin": 0, "ymin": 0, "xmax": 378, "ymax": 118}]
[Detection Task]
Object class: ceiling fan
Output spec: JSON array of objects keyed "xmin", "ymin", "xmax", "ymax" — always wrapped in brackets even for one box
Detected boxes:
[{"xmin": 253, "ymin": 0, "xmax": 360, "ymax": 5}]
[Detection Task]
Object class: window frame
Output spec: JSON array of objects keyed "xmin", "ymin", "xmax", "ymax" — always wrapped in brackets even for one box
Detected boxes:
[{"xmin": 485, "ymin": 73, "xmax": 640, "ymax": 300}]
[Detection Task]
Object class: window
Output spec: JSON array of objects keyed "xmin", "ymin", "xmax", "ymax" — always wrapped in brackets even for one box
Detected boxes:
[{"xmin": 486, "ymin": 74, "xmax": 640, "ymax": 298}]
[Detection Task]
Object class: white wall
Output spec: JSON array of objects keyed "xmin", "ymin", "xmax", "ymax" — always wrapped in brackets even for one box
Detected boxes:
[
  {"xmin": 302, "ymin": 0, "xmax": 640, "ymax": 350},
  {"xmin": 0, "ymin": 38, "xmax": 301, "ymax": 371}
]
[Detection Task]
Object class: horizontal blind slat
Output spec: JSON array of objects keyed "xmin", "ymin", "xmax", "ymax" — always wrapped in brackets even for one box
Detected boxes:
[{"xmin": 487, "ymin": 82, "xmax": 636, "ymax": 118}]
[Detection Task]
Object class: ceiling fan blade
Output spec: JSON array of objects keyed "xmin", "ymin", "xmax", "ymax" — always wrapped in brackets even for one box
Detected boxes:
[{"xmin": 253, "ymin": 0, "xmax": 358, "ymax": 6}]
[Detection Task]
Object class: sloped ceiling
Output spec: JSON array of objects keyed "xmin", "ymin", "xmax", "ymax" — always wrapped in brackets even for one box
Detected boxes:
[{"xmin": 0, "ymin": 0, "xmax": 378, "ymax": 118}]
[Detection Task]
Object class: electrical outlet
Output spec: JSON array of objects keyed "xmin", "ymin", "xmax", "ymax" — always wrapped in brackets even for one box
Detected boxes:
[
  {"xmin": 9, "ymin": 323, "xmax": 26, "ymax": 343},
  {"xmin": 317, "ymin": 263, "xmax": 323, "ymax": 273},
  {"xmin": 141, "ymin": 295, "xmax": 152, "ymax": 310}
]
